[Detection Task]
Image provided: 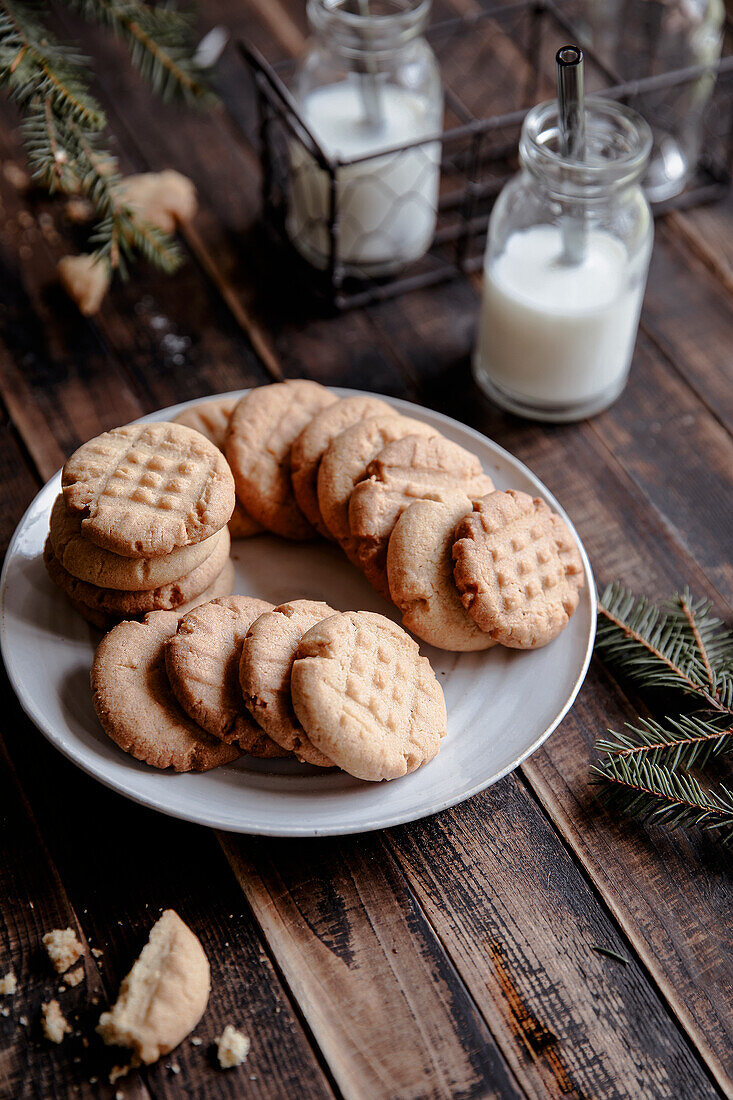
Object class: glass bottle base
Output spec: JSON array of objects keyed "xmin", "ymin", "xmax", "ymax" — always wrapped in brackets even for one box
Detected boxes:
[{"xmin": 472, "ymin": 361, "xmax": 628, "ymax": 423}]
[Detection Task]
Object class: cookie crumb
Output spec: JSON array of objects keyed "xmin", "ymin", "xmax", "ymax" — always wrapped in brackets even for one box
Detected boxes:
[
  {"xmin": 43, "ymin": 928, "xmax": 84, "ymax": 974},
  {"xmin": 216, "ymin": 1024, "xmax": 250, "ymax": 1069},
  {"xmin": 91, "ymin": 948, "xmax": 103, "ymax": 959},
  {"xmin": 190, "ymin": 1037, "xmax": 203, "ymax": 1046},
  {"xmin": 65, "ymin": 966, "xmax": 85, "ymax": 987},
  {"xmin": 18, "ymin": 1015, "xmax": 28, "ymax": 1026},
  {"xmin": 0, "ymin": 972, "xmax": 17, "ymax": 995},
  {"xmin": 41, "ymin": 999, "xmax": 72, "ymax": 1043},
  {"xmin": 168, "ymin": 1063, "xmax": 180, "ymax": 1074},
  {"xmin": 1, "ymin": 1006, "xmax": 9, "ymax": 1016},
  {"xmin": 115, "ymin": 1092, "xmax": 123, "ymax": 1100},
  {"xmin": 109, "ymin": 1064, "xmax": 131, "ymax": 1084}
]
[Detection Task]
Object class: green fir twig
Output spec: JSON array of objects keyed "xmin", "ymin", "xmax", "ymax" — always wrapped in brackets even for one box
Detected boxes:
[
  {"xmin": 0, "ymin": 0, "xmax": 213, "ymax": 278},
  {"xmin": 596, "ymin": 713, "xmax": 733, "ymax": 770},
  {"xmin": 592, "ymin": 756, "xmax": 733, "ymax": 847},
  {"xmin": 59, "ymin": 0, "xmax": 216, "ymax": 105},
  {"xmin": 596, "ymin": 583, "xmax": 732, "ymax": 711},
  {"xmin": 593, "ymin": 583, "xmax": 733, "ymax": 849}
]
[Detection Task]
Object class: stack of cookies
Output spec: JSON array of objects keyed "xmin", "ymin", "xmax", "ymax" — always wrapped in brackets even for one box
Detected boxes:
[
  {"xmin": 222, "ymin": 381, "xmax": 585, "ymax": 652},
  {"xmin": 44, "ymin": 422, "xmax": 236, "ymax": 629},
  {"xmin": 91, "ymin": 595, "xmax": 446, "ymax": 782}
]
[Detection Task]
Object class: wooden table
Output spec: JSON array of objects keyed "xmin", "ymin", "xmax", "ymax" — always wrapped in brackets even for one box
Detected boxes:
[{"xmin": 1, "ymin": 2, "xmax": 731, "ymax": 1098}]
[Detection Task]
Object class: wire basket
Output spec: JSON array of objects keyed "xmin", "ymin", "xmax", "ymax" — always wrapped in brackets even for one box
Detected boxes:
[{"xmin": 238, "ymin": 0, "xmax": 733, "ymax": 311}]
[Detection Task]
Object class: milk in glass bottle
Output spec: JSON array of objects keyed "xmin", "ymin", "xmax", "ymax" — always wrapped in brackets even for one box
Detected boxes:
[
  {"xmin": 288, "ymin": 0, "xmax": 443, "ymax": 277},
  {"xmin": 474, "ymin": 98, "xmax": 653, "ymax": 421}
]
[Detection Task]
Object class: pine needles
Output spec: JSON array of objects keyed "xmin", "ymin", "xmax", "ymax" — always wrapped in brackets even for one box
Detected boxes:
[
  {"xmin": 593, "ymin": 583, "xmax": 733, "ymax": 849},
  {"xmin": 0, "ymin": 0, "xmax": 214, "ymax": 277}
]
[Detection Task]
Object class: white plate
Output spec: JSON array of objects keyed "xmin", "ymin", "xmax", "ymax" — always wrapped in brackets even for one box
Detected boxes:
[{"xmin": 0, "ymin": 389, "xmax": 595, "ymax": 836}]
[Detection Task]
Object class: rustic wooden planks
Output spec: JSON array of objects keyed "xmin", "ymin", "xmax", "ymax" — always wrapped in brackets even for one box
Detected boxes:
[
  {"xmin": 387, "ymin": 780, "xmax": 721, "ymax": 1100},
  {"xmin": 0, "ymin": 0, "xmax": 729, "ymax": 1097},
  {"xmin": 222, "ymin": 834, "xmax": 524, "ymax": 1100}
]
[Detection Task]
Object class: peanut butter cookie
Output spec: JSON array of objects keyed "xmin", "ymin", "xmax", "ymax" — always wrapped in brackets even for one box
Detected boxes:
[
  {"xmin": 452, "ymin": 489, "xmax": 584, "ymax": 648},
  {"xmin": 291, "ymin": 610, "xmax": 446, "ymax": 781},
  {"xmin": 225, "ymin": 381, "xmax": 336, "ymax": 539},
  {"xmin": 62, "ymin": 421, "xmax": 235, "ymax": 556},
  {"xmin": 91, "ymin": 611, "xmax": 240, "ymax": 771}
]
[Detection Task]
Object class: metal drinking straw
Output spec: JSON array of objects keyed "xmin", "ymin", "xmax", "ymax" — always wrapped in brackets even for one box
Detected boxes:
[
  {"xmin": 357, "ymin": 0, "xmax": 383, "ymax": 128},
  {"xmin": 556, "ymin": 44, "xmax": 586, "ymax": 265}
]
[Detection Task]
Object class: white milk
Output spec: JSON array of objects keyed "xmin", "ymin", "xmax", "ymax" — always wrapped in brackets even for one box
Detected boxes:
[
  {"xmin": 474, "ymin": 224, "xmax": 649, "ymax": 413},
  {"xmin": 287, "ymin": 82, "xmax": 441, "ymax": 275}
]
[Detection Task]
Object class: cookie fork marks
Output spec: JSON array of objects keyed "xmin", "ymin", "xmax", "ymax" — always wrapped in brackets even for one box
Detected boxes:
[{"xmin": 62, "ymin": 422, "xmax": 235, "ymax": 557}]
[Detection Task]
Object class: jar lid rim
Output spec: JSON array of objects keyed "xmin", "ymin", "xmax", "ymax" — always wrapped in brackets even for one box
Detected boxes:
[
  {"xmin": 308, "ymin": 0, "xmax": 432, "ymax": 31},
  {"xmin": 521, "ymin": 96, "xmax": 653, "ymax": 183},
  {"xmin": 310, "ymin": 0, "xmax": 431, "ymax": 20}
]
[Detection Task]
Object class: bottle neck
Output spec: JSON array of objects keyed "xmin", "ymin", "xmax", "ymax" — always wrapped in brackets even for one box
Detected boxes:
[
  {"xmin": 519, "ymin": 97, "xmax": 651, "ymax": 202},
  {"xmin": 306, "ymin": 0, "xmax": 431, "ymax": 59}
]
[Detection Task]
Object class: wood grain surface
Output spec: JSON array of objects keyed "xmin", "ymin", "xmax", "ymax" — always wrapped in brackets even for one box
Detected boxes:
[{"xmin": 0, "ymin": 1, "xmax": 730, "ymax": 1098}]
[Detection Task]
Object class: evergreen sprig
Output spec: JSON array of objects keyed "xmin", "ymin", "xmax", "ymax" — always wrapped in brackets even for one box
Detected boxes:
[
  {"xmin": 60, "ymin": 0, "xmax": 214, "ymax": 106},
  {"xmin": 0, "ymin": 0, "xmax": 214, "ymax": 278},
  {"xmin": 593, "ymin": 583, "xmax": 733, "ymax": 849}
]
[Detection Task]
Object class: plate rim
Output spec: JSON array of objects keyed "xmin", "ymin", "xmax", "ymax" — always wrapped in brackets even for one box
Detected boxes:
[{"xmin": 0, "ymin": 387, "xmax": 596, "ymax": 836}]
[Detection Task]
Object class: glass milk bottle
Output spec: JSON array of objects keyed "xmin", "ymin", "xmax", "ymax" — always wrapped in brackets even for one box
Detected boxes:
[
  {"xmin": 287, "ymin": 0, "xmax": 443, "ymax": 277},
  {"xmin": 473, "ymin": 98, "xmax": 654, "ymax": 422}
]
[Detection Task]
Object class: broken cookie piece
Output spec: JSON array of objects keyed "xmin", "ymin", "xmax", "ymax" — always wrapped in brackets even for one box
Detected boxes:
[
  {"xmin": 43, "ymin": 928, "xmax": 84, "ymax": 974},
  {"xmin": 216, "ymin": 1025, "xmax": 250, "ymax": 1069},
  {"xmin": 41, "ymin": 999, "xmax": 72, "ymax": 1044},
  {"xmin": 97, "ymin": 909, "xmax": 209, "ymax": 1065}
]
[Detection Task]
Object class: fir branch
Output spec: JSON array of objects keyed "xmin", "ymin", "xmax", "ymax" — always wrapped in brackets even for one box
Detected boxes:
[
  {"xmin": 597, "ymin": 713, "xmax": 733, "ymax": 770},
  {"xmin": 59, "ymin": 0, "xmax": 216, "ymax": 105},
  {"xmin": 596, "ymin": 582, "xmax": 732, "ymax": 711},
  {"xmin": 594, "ymin": 583, "xmax": 733, "ymax": 848},
  {"xmin": 0, "ymin": 0, "xmax": 106, "ymax": 127},
  {"xmin": 0, "ymin": 0, "xmax": 203, "ymax": 279},
  {"xmin": 592, "ymin": 755, "xmax": 733, "ymax": 848},
  {"xmin": 22, "ymin": 94, "xmax": 181, "ymax": 275}
]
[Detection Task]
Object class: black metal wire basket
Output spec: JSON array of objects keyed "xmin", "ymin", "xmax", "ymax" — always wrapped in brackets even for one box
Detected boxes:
[{"xmin": 238, "ymin": 0, "xmax": 733, "ymax": 311}]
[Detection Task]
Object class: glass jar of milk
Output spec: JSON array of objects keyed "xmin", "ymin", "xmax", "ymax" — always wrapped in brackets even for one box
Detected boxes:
[
  {"xmin": 287, "ymin": 0, "xmax": 443, "ymax": 278},
  {"xmin": 474, "ymin": 98, "xmax": 654, "ymax": 422}
]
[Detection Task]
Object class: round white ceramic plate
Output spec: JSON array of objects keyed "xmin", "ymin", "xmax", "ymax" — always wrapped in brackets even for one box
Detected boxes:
[{"xmin": 1, "ymin": 389, "xmax": 595, "ymax": 836}]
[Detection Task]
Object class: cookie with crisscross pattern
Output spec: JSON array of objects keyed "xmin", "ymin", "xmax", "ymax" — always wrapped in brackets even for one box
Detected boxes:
[
  {"xmin": 240, "ymin": 599, "xmax": 336, "ymax": 767},
  {"xmin": 452, "ymin": 490, "xmax": 584, "ymax": 649},
  {"xmin": 62, "ymin": 422, "xmax": 235, "ymax": 557},
  {"xmin": 166, "ymin": 596, "xmax": 289, "ymax": 759},
  {"xmin": 291, "ymin": 610, "xmax": 446, "ymax": 782},
  {"xmin": 225, "ymin": 381, "xmax": 336, "ymax": 539},
  {"xmin": 291, "ymin": 395, "xmax": 392, "ymax": 539},
  {"xmin": 348, "ymin": 434, "xmax": 494, "ymax": 599}
]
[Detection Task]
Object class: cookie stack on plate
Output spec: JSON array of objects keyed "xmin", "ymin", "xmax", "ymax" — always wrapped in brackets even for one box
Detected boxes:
[
  {"xmin": 91, "ymin": 594, "xmax": 447, "ymax": 781},
  {"xmin": 44, "ymin": 422, "xmax": 236, "ymax": 630}
]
